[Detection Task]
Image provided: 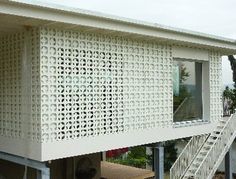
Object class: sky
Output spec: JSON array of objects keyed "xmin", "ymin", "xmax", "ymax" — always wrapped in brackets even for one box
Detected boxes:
[{"xmin": 40, "ymin": 0, "xmax": 236, "ymax": 85}]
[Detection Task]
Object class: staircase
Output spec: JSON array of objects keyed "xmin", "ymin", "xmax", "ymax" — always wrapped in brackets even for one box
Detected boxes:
[{"xmin": 170, "ymin": 114, "xmax": 236, "ymax": 179}]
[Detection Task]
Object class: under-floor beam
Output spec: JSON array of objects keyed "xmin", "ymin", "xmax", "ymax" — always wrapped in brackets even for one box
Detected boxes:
[{"xmin": 0, "ymin": 152, "xmax": 50, "ymax": 179}]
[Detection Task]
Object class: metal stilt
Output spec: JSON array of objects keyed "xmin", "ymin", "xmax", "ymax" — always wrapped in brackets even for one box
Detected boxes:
[
  {"xmin": 225, "ymin": 147, "xmax": 232, "ymax": 179},
  {"xmin": 0, "ymin": 152, "xmax": 50, "ymax": 179},
  {"xmin": 153, "ymin": 143, "xmax": 164, "ymax": 179}
]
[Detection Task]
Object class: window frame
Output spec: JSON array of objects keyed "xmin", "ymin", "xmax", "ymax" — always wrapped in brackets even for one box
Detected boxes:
[{"xmin": 172, "ymin": 58, "xmax": 210, "ymax": 127}]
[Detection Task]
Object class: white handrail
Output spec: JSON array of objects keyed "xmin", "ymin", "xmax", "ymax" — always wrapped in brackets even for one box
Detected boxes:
[
  {"xmin": 170, "ymin": 134, "xmax": 208, "ymax": 179},
  {"xmin": 194, "ymin": 114, "xmax": 236, "ymax": 178}
]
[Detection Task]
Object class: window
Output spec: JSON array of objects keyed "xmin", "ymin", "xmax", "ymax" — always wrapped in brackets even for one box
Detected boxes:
[{"xmin": 173, "ymin": 59, "xmax": 203, "ymax": 122}]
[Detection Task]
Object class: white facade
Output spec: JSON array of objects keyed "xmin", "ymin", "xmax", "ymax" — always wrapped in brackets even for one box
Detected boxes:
[{"xmin": 0, "ymin": 0, "xmax": 235, "ymax": 161}]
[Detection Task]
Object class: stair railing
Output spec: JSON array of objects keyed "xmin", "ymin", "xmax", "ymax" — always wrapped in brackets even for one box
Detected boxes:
[
  {"xmin": 194, "ymin": 114, "xmax": 236, "ymax": 179},
  {"xmin": 170, "ymin": 134, "xmax": 208, "ymax": 179}
]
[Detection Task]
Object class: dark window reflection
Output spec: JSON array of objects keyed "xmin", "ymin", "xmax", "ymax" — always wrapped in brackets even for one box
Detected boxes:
[{"xmin": 173, "ymin": 60, "xmax": 203, "ymax": 122}]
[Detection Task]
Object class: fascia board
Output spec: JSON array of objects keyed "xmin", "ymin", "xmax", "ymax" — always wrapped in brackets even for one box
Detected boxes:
[{"xmin": 1, "ymin": 0, "xmax": 236, "ymax": 52}]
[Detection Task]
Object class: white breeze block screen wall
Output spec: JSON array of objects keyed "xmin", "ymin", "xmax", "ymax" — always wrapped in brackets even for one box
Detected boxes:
[
  {"xmin": 39, "ymin": 27, "xmax": 173, "ymax": 142},
  {"xmin": 0, "ymin": 30, "xmax": 41, "ymax": 142},
  {"xmin": 0, "ymin": 27, "xmax": 222, "ymax": 161},
  {"xmin": 209, "ymin": 52, "xmax": 222, "ymax": 122}
]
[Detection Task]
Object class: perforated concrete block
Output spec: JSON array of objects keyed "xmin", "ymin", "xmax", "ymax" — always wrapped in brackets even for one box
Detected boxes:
[
  {"xmin": 39, "ymin": 28, "xmax": 173, "ymax": 143},
  {"xmin": 0, "ymin": 28, "xmax": 222, "ymax": 161}
]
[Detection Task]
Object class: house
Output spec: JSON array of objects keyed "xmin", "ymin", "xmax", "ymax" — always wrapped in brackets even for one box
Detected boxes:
[{"xmin": 0, "ymin": 0, "xmax": 236, "ymax": 178}]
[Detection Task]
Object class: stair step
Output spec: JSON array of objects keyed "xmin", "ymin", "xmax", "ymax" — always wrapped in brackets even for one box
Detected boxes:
[
  {"xmin": 184, "ymin": 170, "xmax": 194, "ymax": 179},
  {"xmin": 209, "ymin": 137, "xmax": 218, "ymax": 141},
  {"xmin": 206, "ymin": 141, "xmax": 214, "ymax": 145},
  {"xmin": 204, "ymin": 143, "xmax": 211, "ymax": 146},
  {"xmin": 219, "ymin": 120, "xmax": 227, "ymax": 124},
  {"xmin": 211, "ymin": 132, "xmax": 221, "ymax": 137},
  {"xmin": 186, "ymin": 170, "xmax": 194, "ymax": 174},
  {"xmin": 184, "ymin": 173, "xmax": 195, "ymax": 179},
  {"xmin": 217, "ymin": 125, "xmax": 224, "ymax": 129},
  {"xmin": 188, "ymin": 168, "xmax": 197, "ymax": 173},
  {"xmin": 184, "ymin": 176, "xmax": 195, "ymax": 179},
  {"xmin": 213, "ymin": 131, "xmax": 221, "ymax": 134},
  {"xmin": 196, "ymin": 153, "xmax": 204, "ymax": 158},
  {"xmin": 195, "ymin": 158, "xmax": 203, "ymax": 163},
  {"xmin": 208, "ymin": 136, "xmax": 217, "ymax": 141},
  {"xmin": 192, "ymin": 162, "xmax": 200, "ymax": 167},
  {"xmin": 197, "ymin": 152, "xmax": 206, "ymax": 157},
  {"xmin": 200, "ymin": 149, "xmax": 208, "ymax": 154},
  {"xmin": 203, "ymin": 145, "xmax": 211, "ymax": 150},
  {"xmin": 183, "ymin": 176, "xmax": 195, "ymax": 179},
  {"xmin": 208, "ymin": 138, "xmax": 217, "ymax": 143}
]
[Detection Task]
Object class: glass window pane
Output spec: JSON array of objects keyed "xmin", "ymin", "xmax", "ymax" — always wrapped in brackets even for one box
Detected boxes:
[{"xmin": 173, "ymin": 60, "xmax": 203, "ymax": 122}]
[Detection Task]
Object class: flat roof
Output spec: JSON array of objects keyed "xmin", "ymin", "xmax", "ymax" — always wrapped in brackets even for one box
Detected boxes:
[{"xmin": 1, "ymin": 0, "xmax": 236, "ymax": 53}]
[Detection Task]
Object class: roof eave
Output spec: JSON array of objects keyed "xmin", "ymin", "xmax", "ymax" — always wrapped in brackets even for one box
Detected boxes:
[{"xmin": 1, "ymin": 0, "xmax": 236, "ymax": 54}]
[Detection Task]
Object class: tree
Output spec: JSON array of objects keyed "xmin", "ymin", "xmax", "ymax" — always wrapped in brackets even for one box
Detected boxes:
[
  {"xmin": 163, "ymin": 141, "xmax": 178, "ymax": 172},
  {"xmin": 180, "ymin": 64, "xmax": 190, "ymax": 84},
  {"xmin": 223, "ymin": 86, "xmax": 233, "ymax": 115},
  {"xmin": 228, "ymin": 55, "xmax": 236, "ymax": 84},
  {"xmin": 228, "ymin": 55, "xmax": 236, "ymax": 112},
  {"xmin": 223, "ymin": 86, "xmax": 231, "ymax": 99}
]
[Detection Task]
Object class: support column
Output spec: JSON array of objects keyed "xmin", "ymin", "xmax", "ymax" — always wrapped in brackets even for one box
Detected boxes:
[
  {"xmin": 225, "ymin": 147, "xmax": 232, "ymax": 179},
  {"xmin": 102, "ymin": 152, "xmax": 106, "ymax": 161},
  {"xmin": 37, "ymin": 169, "xmax": 50, "ymax": 179},
  {"xmin": 153, "ymin": 143, "xmax": 164, "ymax": 179}
]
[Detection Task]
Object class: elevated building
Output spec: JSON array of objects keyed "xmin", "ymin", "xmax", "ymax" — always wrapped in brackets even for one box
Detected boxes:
[{"xmin": 0, "ymin": 1, "xmax": 236, "ymax": 178}]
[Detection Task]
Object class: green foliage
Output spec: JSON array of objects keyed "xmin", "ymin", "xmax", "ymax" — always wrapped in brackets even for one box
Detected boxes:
[
  {"xmin": 173, "ymin": 64, "xmax": 191, "ymax": 112},
  {"xmin": 223, "ymin": 86, "xmax": 232, "ymax": 99},
  {"xmin": 228, "ymin": 56, "xmax": 236, "ymax": 113},
  {"xmin": 163, "ymin": 141, "xmax": 178, "ymax": 172},
  {"xmin": 173, "ymin": 85, "xmax": 190, "ymax": 111},
  {"xmin": 146, "ymin": 142, "xmax": 178, "ymax": 172},
  {"xmin": 180, "ymin": 64, "xmax": 189, "ymax": 84},
  {"xmin": 107, "ymin": 146, "xmax": 147, "ymax": 168},
  {"xmin": 230, "ymin": 88, "xmax": 236, "ymax": 113},
  {"xmin": 109, "ymin": 156, "xmax": 147, "ymax": 168},
  {"xmin": 223, "ymin": 86, "xmax": 235, "ymax": 114},
  {"xmin": 128, "ymin": 146, "xmax": 146, "ymax": 158},
  {"xmin": 108, "ymin": 143, "xmax": 177, "ymax": 172}
]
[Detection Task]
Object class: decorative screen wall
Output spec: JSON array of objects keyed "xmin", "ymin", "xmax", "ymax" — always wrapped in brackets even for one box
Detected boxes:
[
  {"xmin": 0, "ymin": 27, "xmax": 223, "ymax": 161},
  {"xmin": 209, "ymin": 51, "xmax": 222, "ymax": 122},
  {"xmin": 0, "ymin": 32, "xmax": 26, "ymax": 140},
  {"xmin": 0, "ymin": 30, "xmax": 41, "ymax": 142},
  {"xmin": 39, "ymin": 28, "xmax": 173, "ymax": 143}
]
